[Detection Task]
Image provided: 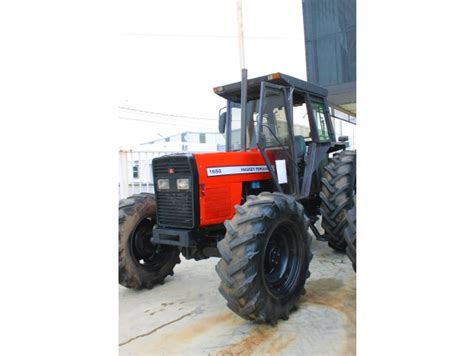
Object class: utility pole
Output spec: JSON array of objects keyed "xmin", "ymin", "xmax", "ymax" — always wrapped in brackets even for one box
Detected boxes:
[{"xmin": 237, "ymin": 0, "xmax": 247, "ymax": 152}]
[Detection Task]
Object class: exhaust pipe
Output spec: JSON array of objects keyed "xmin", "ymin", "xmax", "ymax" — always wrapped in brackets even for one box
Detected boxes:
[
  {"xmin": 237, "ymin": 0, "xmax": 247, "ymax": 152},
  {"xmin": 240, "ymin": 68, "xmax": 247, "ymax": 151}
]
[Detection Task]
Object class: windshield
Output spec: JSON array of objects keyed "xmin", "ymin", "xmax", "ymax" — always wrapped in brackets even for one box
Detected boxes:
[
  {"xmin": 227, "ymin": 92, "xmax": 331, "ymax": 150},
  {"xmin": 229, "ymin": 100, "xmax": 259, "ymax": 151},
  {"xmin": 259, "ymin": 87, "xmax": 290, "ymax": 148}
]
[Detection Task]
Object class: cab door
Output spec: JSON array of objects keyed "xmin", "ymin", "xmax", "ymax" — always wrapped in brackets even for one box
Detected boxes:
[{"xmin": 256, "ymin": 82, "xmax": 299, "ymax": 195}]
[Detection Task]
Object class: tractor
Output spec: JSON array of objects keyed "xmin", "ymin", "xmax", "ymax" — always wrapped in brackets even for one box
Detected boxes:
[{"xmin": 119, "ymin": 72, "xmax": 356, "ymax": 324}]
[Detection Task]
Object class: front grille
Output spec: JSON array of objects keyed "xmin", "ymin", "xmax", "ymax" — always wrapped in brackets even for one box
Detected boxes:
[
  {"xmin": 153, "ymin": 160, "xmax": 191, "ymax": 175},
  {"xmin": 156, "ymin": 192, "xmax": 193, "ymax": 227},
  {"xmin": 152, "ymin": 155, "xmax": 198, "ymax": 229}
]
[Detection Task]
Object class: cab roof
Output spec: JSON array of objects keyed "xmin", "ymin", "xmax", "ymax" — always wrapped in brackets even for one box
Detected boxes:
[{"xmin": 213, "ymin": 72, "xmax": 328, "ymax": 102}]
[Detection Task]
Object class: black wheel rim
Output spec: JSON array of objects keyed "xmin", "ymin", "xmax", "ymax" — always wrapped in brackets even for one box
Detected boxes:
[
  {"xmin": 129, "ymin": 218, "xmax": 172, "ymax": 271},
  {"xmin": 263, "ymin": 222, "xmax": 303, "ymax": 299}
]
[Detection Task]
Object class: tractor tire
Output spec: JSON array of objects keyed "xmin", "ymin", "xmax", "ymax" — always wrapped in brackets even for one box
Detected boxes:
[
  {"xmin": 119, "ymin": 193, "xmax": 180, "ymax": 289},
  {"xmin": 320, "ymin": 150, "xmax": 356, "ymax": 251},
  {"xmin": 343, "ymin": 209, "xmax": 356, "ymax": 272},
  {"xmin": 216, "ymin": 192, "xmax": 312, "ymax": 325}
]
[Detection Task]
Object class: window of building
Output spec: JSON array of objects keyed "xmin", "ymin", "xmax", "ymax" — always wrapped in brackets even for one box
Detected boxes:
[
  {"xmin": 132, "ymin": 161, "xmax": 139, "ymax": 179},
  {"xmin": 199, "ymin": 133, "xmax": 206, "ymax": 143}
]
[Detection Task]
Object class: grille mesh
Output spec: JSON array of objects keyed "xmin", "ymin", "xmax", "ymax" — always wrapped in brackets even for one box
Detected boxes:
[
  {"xmin": 152, "ymin": 155, "xmax": 196, "ymax": 229},
  {"xmin": 156, "ymin": 192, "xmax": 194, "ymax": 228}
]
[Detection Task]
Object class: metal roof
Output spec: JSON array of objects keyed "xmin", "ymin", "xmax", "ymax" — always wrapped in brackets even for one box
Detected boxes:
[{"xmin": 213, "ymin": 72, "xmax": 328, "ymax": 102}]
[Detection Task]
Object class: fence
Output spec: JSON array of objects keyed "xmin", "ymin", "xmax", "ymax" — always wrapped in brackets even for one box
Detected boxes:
[
  {"xmin": 118, "ymin": 121, "xmax": 355, "ymax": 200},
  {"xmin": 118, "ymin": 150, "xmax": 180, "ymax": 200}
]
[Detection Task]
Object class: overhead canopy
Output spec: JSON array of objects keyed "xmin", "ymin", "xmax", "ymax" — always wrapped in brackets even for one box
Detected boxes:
[{"xmin": 213, "ymin": 72, "xmax": 328, "ymax": 102}]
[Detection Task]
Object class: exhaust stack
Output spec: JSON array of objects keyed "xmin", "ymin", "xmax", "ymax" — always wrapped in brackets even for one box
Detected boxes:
[{"xmin": 237, "ymin": 0, "xmax": 247, "ymax": 151}]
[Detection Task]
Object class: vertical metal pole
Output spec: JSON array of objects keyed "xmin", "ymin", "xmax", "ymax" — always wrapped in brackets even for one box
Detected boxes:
[
  {"xmin": 237, "ymin": 0, "xmax": 247, "ymax": 151},
  {"xmin": 120, "ymin": 150, "xmax": 130, "ymax": 199},
  {"xmin": 352, "ymin": 118, "xmax": 356, "ymax": 148},
  {"xmin": 139, "ymin": 151, "xmax": 143, "ymax": 193},
  {"xmin": 137, "ymin": 152, "xmax": 140, "ymax": 193},
  {"xmin": 331, "ymin": 106, "xmax": 336, "ymax": 136},
  {"xmin": 145, "ymin": 152, "xmax": 150, "ymax": 193},
  {"xmin": 131, "ymin": 152, "xmax": 135, "ymax": 195},
  {"xmin": 240, "ymin": 68, "xmax": 247, "ymax": 151},
  {"xmin": 118, "ymin": 150, "xmax": 123, "ymax": 199},
  {"xmin": 236, "ymin": 0, "xmax": 245, "ymax": 70}
]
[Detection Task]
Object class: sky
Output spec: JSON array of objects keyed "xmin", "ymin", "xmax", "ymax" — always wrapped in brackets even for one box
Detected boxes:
[{"xmin": 119, "ymin": 0, "xmax": 307, "ymax": 147}]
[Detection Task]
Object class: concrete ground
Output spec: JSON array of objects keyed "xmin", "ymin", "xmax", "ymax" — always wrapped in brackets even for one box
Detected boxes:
[{"xmin": 119, "ymin": 233, "xmax": 356, "ymax": 356}]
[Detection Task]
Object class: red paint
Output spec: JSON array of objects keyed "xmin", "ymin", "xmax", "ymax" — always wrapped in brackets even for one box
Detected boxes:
[{"xmin": 193, "ymin": 151, "xmax": 274, "ymax": 226}]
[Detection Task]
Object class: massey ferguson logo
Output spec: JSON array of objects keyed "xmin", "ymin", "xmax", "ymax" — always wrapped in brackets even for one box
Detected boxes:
[
  {"xmin": 168, "ymin": 168, "xmax": 175, "ymax": 174},
  {"xmin": 207, "ymin": 165, "xmax": 269, "ymax": 177}
]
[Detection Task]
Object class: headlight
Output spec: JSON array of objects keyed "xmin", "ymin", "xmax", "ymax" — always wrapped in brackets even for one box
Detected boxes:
[
  {"xmin": 157, "ymin": 179, "xmax": 170, "ymax": 190},
  {"xmin": 177, "ymin": 178, "xmax": 190, "ymax": 190}
]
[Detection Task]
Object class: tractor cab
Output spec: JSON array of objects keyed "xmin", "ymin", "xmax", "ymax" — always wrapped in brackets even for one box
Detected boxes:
[{"xmin": 215, "ymin": 72, "xmax": 346, "ymax": 200}]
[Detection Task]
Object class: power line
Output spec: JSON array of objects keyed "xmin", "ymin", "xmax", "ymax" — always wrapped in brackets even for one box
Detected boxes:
[
  {"xmin": 120, "ymin": 33, "xmax": 302, "ymax": 40},
  {"xmin": 118, "ymin": 116, "xmax": 216, "ymax": 129},
  {"xmin": 118, "ymin": 106, "xmax": 215, "ymax": 121},
  {"xmin": 117, "ymin": 113, "xmax": 216, "ymax": 127}
]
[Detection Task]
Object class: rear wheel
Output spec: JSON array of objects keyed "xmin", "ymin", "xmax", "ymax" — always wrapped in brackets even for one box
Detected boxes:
[
  {"xmin": 343, "ymin": 209, "xmax": 356, "ymax": 272},
  {"xmin": 320, "ymin": 150, "xmax": 356, "ymax": 251},
  {"xmin": 216, "ymin": 192, "xmax": 312, "ymax": 325},
  {"xmin": 119, "ymin": 193, "xmax": 180, "ymax": 289}
]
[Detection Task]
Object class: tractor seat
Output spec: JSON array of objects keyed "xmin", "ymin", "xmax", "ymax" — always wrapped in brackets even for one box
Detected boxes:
[{"xmin": 294, "ymin": 135, "xmax": 306, "ymax": 161}]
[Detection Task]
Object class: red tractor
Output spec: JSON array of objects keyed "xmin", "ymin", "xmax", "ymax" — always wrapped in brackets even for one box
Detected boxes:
[{"xmin": 119, "ymin": 73, "xmax": 356, "ymax": 324}]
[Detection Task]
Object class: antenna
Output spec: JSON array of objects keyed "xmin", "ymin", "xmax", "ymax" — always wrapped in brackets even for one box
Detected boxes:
[
  {"xmin": 236, "ymin": 0, "xmax": 245, "ymax": 69},
  {"xmin": 237, "ymin": 0, "xmax": 247, "ymax": 152}
]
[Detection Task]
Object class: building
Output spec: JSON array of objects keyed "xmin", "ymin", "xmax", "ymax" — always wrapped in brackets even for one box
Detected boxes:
[
  {"xmin": 118, "ymin": 131, "xmax": 225, "ymax": 198},
  {"xmin": 302, "ymin": 0, "xmax": 356, "ymax": 116},
  {"xmin": 141, "ymin": 131, "xmax": 226, "ymax": 152}
]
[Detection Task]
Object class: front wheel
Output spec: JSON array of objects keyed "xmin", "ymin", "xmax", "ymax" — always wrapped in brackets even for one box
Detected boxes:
[
  {"xmin": 216, "ymin": 192, "xmax": 312, "ymax": 325},
  {"xmin": 119, "ymin": 193, "xmax": 180, "ymax": 289}
]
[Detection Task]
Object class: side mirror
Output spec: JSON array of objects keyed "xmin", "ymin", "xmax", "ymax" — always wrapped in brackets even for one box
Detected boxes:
[
  {"xmin": 338, "ymin": 135, "xmax": 349, "ymax": 142},
  {"xmin": 218, "ymin": 108, "xmax": 227, "ymax": 134}
]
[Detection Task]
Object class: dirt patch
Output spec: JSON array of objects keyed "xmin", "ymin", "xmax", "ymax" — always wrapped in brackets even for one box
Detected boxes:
[
  {"xmin": 215, "ymin": 326, "xmax": 277, "ymax": 356},
  {"xmin": 264, "ymin": 333, "xmax": 297, "ymax": 354},
  {"xmin": 151, "ymin": 312, "xmax": 235, "ymax": 353},
  {"xmin": 302, "ymin": 278, "xmax": 355, "ymax": 317},
  {"xmin": 177, "ymin": 313, "xmax": 234, "ymax": 342},
  {"xmin": 302, "ymin": 278, "xmax": 356, "ymax": 355}
]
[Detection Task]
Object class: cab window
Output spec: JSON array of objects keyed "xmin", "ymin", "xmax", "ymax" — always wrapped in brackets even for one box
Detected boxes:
[
  {"xmin": 259, "ymin": 88, "xmax": 290, "ymax": 148},
  {"xmin": 229, "ymin": 100, "xmax": 259, "ymax": 151},
  {"xmin": 310, "ymin": 100, "xmax": 331, "ymax": 142},
  {"xmin": 292, "ymin": 92, "xmax": 312, "ymax": 142}
]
